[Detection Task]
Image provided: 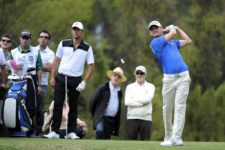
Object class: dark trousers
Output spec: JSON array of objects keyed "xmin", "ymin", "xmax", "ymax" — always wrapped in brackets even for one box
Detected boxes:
[
  {"xmin": 126, "ymin": 119, "xmax": 152, "ymax": 141},
  {"xmin": 26, "ymin": 75, "xmax": 38, "ymax": 135},
  {"xmin": 51, "ymin": 74, "xmax": 81, "ymax": 133},
  {"xmin": 36, "ymin": 85, "xmax": 47, "ymax": 134},
  {"xmin": 96, "ymin": 116, "xmax": 116, "ymax": 139},
  {"xmin": 26, "ymin": 75, "xmax": 37, "ymax": 111}
]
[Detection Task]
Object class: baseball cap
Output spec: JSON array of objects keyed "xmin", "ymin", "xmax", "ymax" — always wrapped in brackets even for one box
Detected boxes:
[
  {"xmin": 135, "ymin": 65, "xmax": 147, "ymax": 74},
  {"xmin": 71, "ymin": 21, "xmax": 84, "ymax": 30},
  {"xmin": 148, "ymin": 20, "xmax": 162, "ymax": 29},
  {"xmin": 21, "ymin": 31, "xmax": 31, "ymax": 38}
]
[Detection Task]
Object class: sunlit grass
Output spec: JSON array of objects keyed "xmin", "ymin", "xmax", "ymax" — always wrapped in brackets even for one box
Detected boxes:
[{"xmin": 0, "ymin": 138, "xmax": 225, "ymax": 150}]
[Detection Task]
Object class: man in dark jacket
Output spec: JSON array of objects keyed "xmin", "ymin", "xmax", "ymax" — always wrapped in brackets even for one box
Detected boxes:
[{"xmin": 90, "ymin": 67, "xmax": 126, "ymax": 139}]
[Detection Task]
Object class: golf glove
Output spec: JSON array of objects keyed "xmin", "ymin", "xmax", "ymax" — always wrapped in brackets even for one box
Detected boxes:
[
  {"xmin": 169, "ymin": 24, "xmax": 176, "ymax": 30},
  {"xmin": 76, "ymin": 80, "xmax": 86, "ymax": 92}
]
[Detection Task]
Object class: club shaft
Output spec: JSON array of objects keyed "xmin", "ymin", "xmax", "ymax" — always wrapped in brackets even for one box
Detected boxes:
[{"xmin": 121, "ymin": 41, "xmax": 149, "ymax": 60}]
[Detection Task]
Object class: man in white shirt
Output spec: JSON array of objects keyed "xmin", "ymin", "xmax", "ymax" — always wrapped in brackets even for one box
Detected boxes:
[
  {"xmin": 44, "ymin": 21, "xmax": 94, "ymax": 139},
  {"xmin": 0, "ymin": 34, "xmax": 12, "ymax": 136},
  {"xmin": 0, "ymin": 49, "xmax": 6, "ymax": 65},
  {"xmin": 125, "ymin": 65, "xmax": 155, "ymax": 140},
  {"xmin": 0, "ymin": 34, "xmax": 12, "ymax": 88},
  {"xmin": 10, "ymin": 31, "xmax": 43, "ymax": 137},
  {"xmin": 35, "ymin": 30, "xmax": 55, "ymax": 138},
  {"xmin": 0, "ymin": 49, "xmax": 6, "ymax": 87},
  {"xmin": 0, "ymin": 34, "xmax": 12, "ymax": 61}
]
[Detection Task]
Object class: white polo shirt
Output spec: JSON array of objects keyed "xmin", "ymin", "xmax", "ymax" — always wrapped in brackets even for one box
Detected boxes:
[
  {"xmin": 56, "ymin": 39, "xmax": 94, "ymax": 77},
  {"xmin": 10, "ymin": 46, "xmax": 42, "ymax": 75},
  {"xmin": 0, "ymin": 48, "xmax": 6, "ymax": 65},
  {"xmin": 35, "ymin": 46, "xmax": 55, "ymax": 85}
]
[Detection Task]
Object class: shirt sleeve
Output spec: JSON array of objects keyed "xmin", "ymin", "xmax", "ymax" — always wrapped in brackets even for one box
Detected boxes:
[
  {"xmin": 0, "ymin": 50, "xmax": 6, "ymax": 65},
  {"xmin": 174, "ymin": 40, "xmax": 180, "ymax": 49},
  {"xmin": 56, "ymin": 41, "xmax": 63, "ymax": 58},
  {"xmin": 150, "ymin": 36, "xmax": 166, "ymax": 54},
  {"xmin": 136, "ymin": 84, "xmax": 155, "ymax": 105},
  {"xmin": 48, "ymin": 50, "xmax": 55, "ymax": 64},
  {"xmin": 86, "ymin": 46, "xmax": 95, "ymax": 64},
  {"xmin": 124, "ymin": 85, "xmax": 143, "ymax": 107}
]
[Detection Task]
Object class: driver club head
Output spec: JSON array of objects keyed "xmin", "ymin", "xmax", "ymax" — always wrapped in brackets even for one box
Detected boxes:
[{"xmin": 120, "ymin": 59, "xmax": 125, "ymax": 64}]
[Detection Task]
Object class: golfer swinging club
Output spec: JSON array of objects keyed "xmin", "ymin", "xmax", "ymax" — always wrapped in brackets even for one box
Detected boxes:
[{"xmin": 148, "ymin": 20, "xmax": 192, "ymax": 146}]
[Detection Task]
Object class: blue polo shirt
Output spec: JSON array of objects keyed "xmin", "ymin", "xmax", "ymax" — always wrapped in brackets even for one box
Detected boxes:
[{"xmin": 150, "ymin": 36, "xmax": 188, "ymax": 74}]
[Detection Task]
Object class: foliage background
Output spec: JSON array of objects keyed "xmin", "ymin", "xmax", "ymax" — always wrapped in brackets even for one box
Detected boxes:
[{"xmin": 0, "ymin": 0, "xmax": 224, "ymax": 141}]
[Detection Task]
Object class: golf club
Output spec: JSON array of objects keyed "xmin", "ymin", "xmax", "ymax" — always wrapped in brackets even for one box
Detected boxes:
[
  {"xmin": 64, "ymin": 76, "xmax": 68, "ymax": 139},
  {"xmin": 120, "ymin": 41, "xmax": 150, "ymax": 64}
]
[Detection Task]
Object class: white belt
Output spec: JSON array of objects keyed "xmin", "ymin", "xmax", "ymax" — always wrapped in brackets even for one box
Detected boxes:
[{"xmin": 164, "ymin": 70, "xmax": 189, "ymax": 78}]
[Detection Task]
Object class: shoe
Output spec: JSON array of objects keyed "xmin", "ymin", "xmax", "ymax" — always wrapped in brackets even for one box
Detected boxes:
[
  {"xmin": 172, "ymin": 139, "xmax": 183, "ymax": 146},
  {"xmin": 160, "ymin": 140, "xmax": 173, "ymax": 146},
  {"xmin": 66, "ymin": 132, "xmax": 79, "ymax": 139},
  {"xmin": 43, "ymin": 131, "xmax": 59, "ymax": 139},
  {"xmin": 37, "ymin": 133, "xmax": 44, "ymax": 138},
  {"xmin": 28, "ymin": 133, "xmax": 37, "ymax": 138},
  {"xmin": 160, "ymin": 139, "xmax": 183, "ymax": 146}
]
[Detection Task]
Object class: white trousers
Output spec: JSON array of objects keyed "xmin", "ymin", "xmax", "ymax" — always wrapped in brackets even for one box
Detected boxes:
[{"xmin": 162, "ymin": 72, "xmax": 191, "ymax": 142}]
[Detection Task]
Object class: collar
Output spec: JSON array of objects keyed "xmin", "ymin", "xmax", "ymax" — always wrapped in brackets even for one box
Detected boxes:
[
  {"xmin": 135, "ymin": 81, "xmax": 146, "ymax": 86},
  {"xmin": 73, "ymin": 40, "xmax": 86, "ymax": 50},
  {"xmin": 37, "ymin": 45, "xmax": 49, "ymax": 53},
  {"xmin": 109, "ymin": 81, "xmax": 120, "ymax": 91},
  {"xmin": 18, "ymin": 45, "xmax": 32, "ymax": 53}
]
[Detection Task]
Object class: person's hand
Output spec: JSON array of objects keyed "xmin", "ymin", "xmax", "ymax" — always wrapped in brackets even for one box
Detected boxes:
[
  {"xmin": 0, "ymin": 83, "xmax": 8, "ymax": 89},
  {"xmin": 50, "ymin": 78, "xmax": 55, "ymax": 87},
  {"xmin": 79, "ymin": 121, "xmax": 87, "ymax": 127},
  {"xmin": 37, "ymin": 85, "xmax": 42, "ymax": 95},
  {"xmin": 163, "ymin": 26, "xmax": 170, "ymax": 33},
  {"xmin": 16, "ymin": 64, "xmax": 23, "ymax": 70},
  {"xmin": 76, "ymin": 80, "xmax": 86, "ymax": 92}
]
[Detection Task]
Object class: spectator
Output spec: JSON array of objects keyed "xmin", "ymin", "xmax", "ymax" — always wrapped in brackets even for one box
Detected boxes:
[
  {"xmin": 125, "ymin": 65, "xmax": 155, "ymax": 140},
  {"xmin": 44, "ymin": 21, "xmax": 94, "ymax": 139},
  {"xmin": 9, "ymin": 30, "xmax": 43, "ymax": 137},
  {"xmin": 43, "ymin": 101, "xmax": 88, "ymax": 139},
  {"xmin": 35, "ymin": 30, "xmax": 55, "ymax": 138},
  {"xmin": 90, "ymin": 67, "xmax": 126, "ymax": 139}
]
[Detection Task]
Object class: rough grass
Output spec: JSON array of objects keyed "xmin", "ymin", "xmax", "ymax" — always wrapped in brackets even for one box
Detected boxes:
[{"xmin": 0, "ymin": 138, "xmax": 225, "ymax": 150}]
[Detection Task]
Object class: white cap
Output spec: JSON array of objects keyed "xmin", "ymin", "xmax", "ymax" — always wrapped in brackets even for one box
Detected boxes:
[
  {"xmin": 148, "ymin": 20, "xmax": 162, "ymax": 29},
  {"xmin": 71, "ymin": 21, "xmax": 84, "ymax": 30},
  {"xmin": 135, "ymin": 65, "xmax": 147, "ymax": 74}
]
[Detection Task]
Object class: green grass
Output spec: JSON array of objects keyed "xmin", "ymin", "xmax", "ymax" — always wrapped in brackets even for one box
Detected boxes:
[{"xmin": 0, "ymin": 138, "xmax": 225, "ymax": 150}]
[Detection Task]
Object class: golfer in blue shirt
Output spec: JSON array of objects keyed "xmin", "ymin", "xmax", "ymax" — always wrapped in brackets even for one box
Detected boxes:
[{"xmin": 148, "ymin": 20, "xmax": 192, "ymax": 146}]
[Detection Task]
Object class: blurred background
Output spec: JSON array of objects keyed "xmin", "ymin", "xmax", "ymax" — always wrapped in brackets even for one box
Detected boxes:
[{"xmin": 0, "ymin": 0, "xmax": 224, "ymax": 141}]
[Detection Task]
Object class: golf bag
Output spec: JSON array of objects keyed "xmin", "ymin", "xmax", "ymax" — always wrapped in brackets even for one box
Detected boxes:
[
  {"xmin": 0, "ymin": 87, "xmax": 7, "ymax": 125},
  {"xmin": 2, "ymin": 68, "xmax": 36, "ymax": 134}
]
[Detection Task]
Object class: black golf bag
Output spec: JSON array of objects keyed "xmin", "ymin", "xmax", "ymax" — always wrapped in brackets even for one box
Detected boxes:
[{"xmin": 1, "ymin": 68, "xmax": 36, "ymax": 136}]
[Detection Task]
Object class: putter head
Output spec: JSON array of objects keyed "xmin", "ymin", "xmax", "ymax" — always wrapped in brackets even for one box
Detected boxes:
[{"xmin": 120, "ymin": 59, "xmax": 125, "ymax": 64}]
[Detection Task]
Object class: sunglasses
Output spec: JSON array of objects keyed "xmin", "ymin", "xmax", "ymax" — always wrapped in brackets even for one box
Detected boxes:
[
  {"xmin": 21, "ymin": 36, "xmax": 30, "ymax": 40},
  {"xmin": 72, "ymin": 27, "xmax": 81, "ymax": 31},
  {"xmin": 39, "ymin": 36, "xmax": 49, "ymax": 39},
  {"xmin": 113, "ymin": 73, "xmax": 121, "ymax": 79},
  {"xmin": 1, "ymin": 39, "xmax": 11, "ymax": 43},
  {"xmin": 149, "ymin": 25, "xmax": 159, "ymax": 31},
  {"xmin": 136, "ymin": 71, "xmax": 145, "ymax": 75}
]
